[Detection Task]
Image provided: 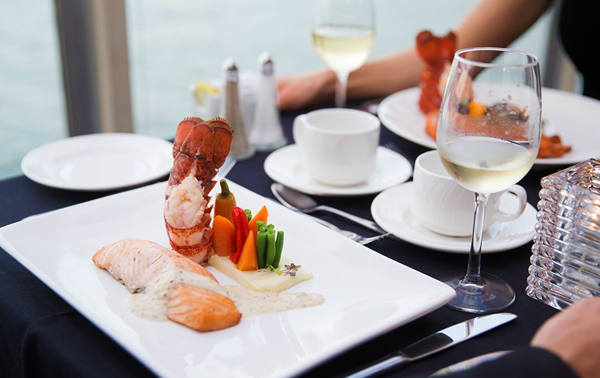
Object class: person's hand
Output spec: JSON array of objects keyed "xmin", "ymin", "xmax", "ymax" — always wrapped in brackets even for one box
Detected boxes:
[
  {"xmin": 531, "ymin": 297, "xmax": 600, "ymax": 378},
  {"xmin": 277, "ymin": 70, "xmax": 335, "ymax": 111}
]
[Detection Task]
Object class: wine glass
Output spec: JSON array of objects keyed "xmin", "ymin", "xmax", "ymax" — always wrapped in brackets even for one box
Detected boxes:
[
  {"xmin": 312, "ymin": 0, "xmax": 375, "ymax": 108},
  {"xmin": 436, "ymin": 47, "xmax": 542, "ymax": 313}
]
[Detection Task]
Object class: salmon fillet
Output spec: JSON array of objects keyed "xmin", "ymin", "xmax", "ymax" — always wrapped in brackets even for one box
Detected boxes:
[
  {"xmin": 93, "ymin": 238, "xmax": 241, "ymax": 332},
  {"xmin": 167, "ymin": 284, "xmax": 241, "ymax": 331},
  {"xmin": 92, "ymin": 238, "xmax": 217, "ymax": 293}
]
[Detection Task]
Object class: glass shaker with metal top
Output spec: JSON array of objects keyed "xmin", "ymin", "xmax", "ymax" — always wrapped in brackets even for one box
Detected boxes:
[
  {"xmin": 249, "ymin": 51, "xmax": 287, "ymax": 151},
  {"xmin": 221, "ymin": 57, "xmax": 255, "ymax": 160}
]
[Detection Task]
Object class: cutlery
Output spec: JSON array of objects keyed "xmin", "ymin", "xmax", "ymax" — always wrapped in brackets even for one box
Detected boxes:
[
  {"xmin": 271, "ymin": 183, "xmax": 387, "ymax": 234},
  {"xmin": 215, "ymin": 157, "xmax": 237, "ymax": 180},
  {"xmin": 343, "ymin": 312, "xmax": 517, "ymax": 378},
  {"xmin": 269, "ymin": 185, "xmax": 390, "ymax": 245}
]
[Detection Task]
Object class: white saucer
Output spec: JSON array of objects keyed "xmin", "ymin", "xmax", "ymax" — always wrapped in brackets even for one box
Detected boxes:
[
  {"xmin": 21, "ymin": 133, "xmax": 174, "ymax": 191},
  {"xmin": 264, "ymin": 144, "xmax": 412, "ymax": 196},
  {"xmin": 371, "ymin": 182, "xmax": 537, "ymax": 253}
]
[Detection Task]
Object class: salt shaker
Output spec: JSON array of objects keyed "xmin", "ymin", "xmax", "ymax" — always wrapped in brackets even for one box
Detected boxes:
[
  {"xmin": 249, "ymin": 51, "xmax": 287, "ymax": 151},
  {"xmin": 221, "ymin": 57, "xmax": 255, "ymax": 160}
]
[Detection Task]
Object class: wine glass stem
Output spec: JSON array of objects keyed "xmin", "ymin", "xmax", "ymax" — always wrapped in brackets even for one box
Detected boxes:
[
  {"xmin": 465, "ymin": 192, "xmax": 490, "ymax": 284},
  {"xmin": 335, "ymin": 71, "xmax": 349, "ymax": 108}
]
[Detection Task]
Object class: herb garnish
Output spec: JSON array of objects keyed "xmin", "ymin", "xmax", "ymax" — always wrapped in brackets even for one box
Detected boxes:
[
  {"xmin": 281, "ymin": 263, "xmax": 301, "ymax": 277},
  {"xmin": 259, "ymin": 263, "xmax": 301, "ymax": 277}
]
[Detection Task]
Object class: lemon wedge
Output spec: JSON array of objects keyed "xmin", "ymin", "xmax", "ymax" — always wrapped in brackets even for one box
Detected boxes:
[{"xmin": 194, "ymin": 82, "xmax": 219, "ymax": 107}]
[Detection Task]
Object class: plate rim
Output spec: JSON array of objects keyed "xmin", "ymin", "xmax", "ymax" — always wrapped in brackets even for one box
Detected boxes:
[
  {"xmin": 378, "ymin": 87, "xmax": 600, "ymax": 166},
  {"xmin": 21, "ymin": 133, "xmax": 174, "ymax": 191},
  {"xmin": 264, "ymin": 144, "xmax": 412, "ymax": 197},
  {"xmin": 371, "ymin": 181, "xmax": 536, "ymax": 254}
]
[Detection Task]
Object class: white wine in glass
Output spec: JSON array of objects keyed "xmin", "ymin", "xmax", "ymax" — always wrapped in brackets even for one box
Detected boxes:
[
  {"xmin": 437, "ymin": 47, "xmax": 542, "ymax": 314},
  {"xmin": 313, "ymin": 0, "xmax": 375, "ymax": 108}
]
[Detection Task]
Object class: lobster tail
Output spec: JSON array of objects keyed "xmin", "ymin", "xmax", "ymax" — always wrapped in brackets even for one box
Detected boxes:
[{"xmin": 164, "ymin": 117, "xmax": 234, "ymax": 263}]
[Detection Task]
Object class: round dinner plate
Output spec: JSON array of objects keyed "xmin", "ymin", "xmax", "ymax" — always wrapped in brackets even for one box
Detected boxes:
[
  {"xmin": 264, "ymin": 144, "xmax": 412, "ymax": 196},
  {"xmin": 377, "ymin": 87, "xmax": 600, "ymax": 166},
  {"xmin": 371, "ymin": 182, "xmax": 537, "ymax": 253},
  {"xmin": 21, "ymin": 133, "xmax": 174, "ymax": 191}
]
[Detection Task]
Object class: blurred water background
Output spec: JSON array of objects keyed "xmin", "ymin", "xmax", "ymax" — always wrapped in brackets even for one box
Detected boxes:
[{"xmin": 0, "ymin": 0, "xmax": 553, "ymax": 180}]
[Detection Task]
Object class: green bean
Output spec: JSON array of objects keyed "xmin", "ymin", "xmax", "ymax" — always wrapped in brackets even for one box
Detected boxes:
[
  {"xmin": 256, "ymin": 220, "xmax": 266, "ymax": 232},
  {"xmin": 256, "ymin": 230, "xmax": 267, "ymax": 269},
  {"xmin": 272, "ymin": 231, "xmax": 284, "ymax": 268},
  {"xmin": 244, "ymin": 209, "xmax": 252, "ymax": 221},
  {"xmin": 265, "ymin": 229, "xmax": 276, "ymax": 267}
]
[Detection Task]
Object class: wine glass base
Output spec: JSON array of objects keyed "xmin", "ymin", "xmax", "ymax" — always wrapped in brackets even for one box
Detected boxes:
[{"xmin": 440, "ymin": 270, "xmax": 516, "ymax": 314}]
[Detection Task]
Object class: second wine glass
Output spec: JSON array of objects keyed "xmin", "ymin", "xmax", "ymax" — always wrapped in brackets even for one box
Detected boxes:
[
  {"xmin": 312, "ymin": 0, "xmax": 375, "ymax": 108},
  {"xmin": 437, "ymin": 47, "xmax": 542, "ymax": 314}
]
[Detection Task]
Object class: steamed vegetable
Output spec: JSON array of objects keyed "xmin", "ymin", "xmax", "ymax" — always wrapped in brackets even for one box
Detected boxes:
[
  {"xmin": 230, "ymin": 207, "xmax": 250, "ymax": 264},
  {"xmin": 256, "ymin": 221, "xmax": 268, "ymax": 268},
  {"xmin": 237, "ymin": 231, "xmax": 258, "ymax": 271},
  {"xmin": 272, "ymin": 231, "xmax": 284, "ymax": 268},
  {"xmin": 214, "ymin": 179, "xmax": 236, "ymax": 223},
  {"xmin": 248, "ymin": 206, "xmax": 269, "ymax": 248},
  {"xmin": 212, "ymin": 215, "xmax": 236, "ymax": 256},
  {"xmin": 265, "ymin": 229, "xmax": 276, "ymax": 267}
]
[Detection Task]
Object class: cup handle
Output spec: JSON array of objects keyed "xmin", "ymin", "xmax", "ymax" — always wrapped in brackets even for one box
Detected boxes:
[
  {"xmin": 292, "ymin": 114, "xmax": 306, "ymax": 147},
  {"xmin": 492, "ymin": 184, "xmax": 527, "ymax": 222}
]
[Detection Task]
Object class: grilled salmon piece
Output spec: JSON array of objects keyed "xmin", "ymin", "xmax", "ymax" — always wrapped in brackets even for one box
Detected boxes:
[
  {"xmin": 167, "ymin": 284, "xmax": 241, "ymax": 331},
  {"xmin": 92, "ymin": 238, "xmax": 217, "ymax": 293},
  {"xmin": 93, "ymin": 238, "xmax": 242, "ymax": 332}
]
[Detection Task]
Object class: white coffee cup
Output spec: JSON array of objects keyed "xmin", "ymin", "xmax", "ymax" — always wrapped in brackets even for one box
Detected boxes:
[
  {"xmin": 412, "ymin": 150, "xmax": 528, "ymax": 236},
  {"xmin": 293, "ymin": 108, "xmax": 380, "ymax": 186}
]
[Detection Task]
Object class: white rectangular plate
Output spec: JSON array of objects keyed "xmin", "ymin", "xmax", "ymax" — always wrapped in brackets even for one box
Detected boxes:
[{"xmin": 0, "ymin": 181, "xmax": 455, "ymax": 378}]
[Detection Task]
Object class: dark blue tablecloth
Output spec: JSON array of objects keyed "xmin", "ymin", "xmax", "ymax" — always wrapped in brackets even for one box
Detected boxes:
[{"xmin": 0, "ymin": 107, "xmax": 563, "ymax": 378}]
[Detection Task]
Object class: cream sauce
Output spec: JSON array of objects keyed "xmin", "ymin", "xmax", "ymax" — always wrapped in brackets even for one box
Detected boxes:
[
  {"xmin": 224, "ymin": 286, "xmax": 324, "ymax": 316},
  {"xmin": 123, "ymin": 267, "xmax": 324, "ymax": 321}
]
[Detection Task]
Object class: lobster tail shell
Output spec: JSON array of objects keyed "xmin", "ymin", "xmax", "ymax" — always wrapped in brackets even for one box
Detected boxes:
[
  {"xmin": 165, "ymin": 117, "xmax": 234, "ymax": 264},
  {"xmin": 168, "ymin": 117, "xmax": 234, "ymax": 186},
  {"xmin": 416, "ymin": 30, "xmax": 456, "ymax": 114},
  {"xmin": 165, "ymin": 212, "xmax": 213, "ymax": 264},
  {"xmin": 207, "ymin": 117, "xmax": 234, "ymax": 169},
  {"xmin": 173, "ymin": 117, "xmax": 204, "ymax": 158}
]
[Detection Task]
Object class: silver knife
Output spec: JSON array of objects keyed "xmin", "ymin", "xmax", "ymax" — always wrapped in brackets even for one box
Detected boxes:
[{"xmin": 345, "ymin": 312, "xmax": 517, "ymax": 378}]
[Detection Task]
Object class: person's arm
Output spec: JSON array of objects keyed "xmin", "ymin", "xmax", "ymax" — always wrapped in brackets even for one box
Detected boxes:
[
  {"xmin": 454, "ymin": 0, "xmax": 552, "ymax": 50},
  {"xmin": 278, "ymin": 0, "xmax": 552, "ymax": 111}
]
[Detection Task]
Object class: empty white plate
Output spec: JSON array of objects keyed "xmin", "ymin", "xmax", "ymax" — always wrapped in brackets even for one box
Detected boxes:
[{"xmin": 21, "ymin": 133, "xmax": 174, "ymax": 191}]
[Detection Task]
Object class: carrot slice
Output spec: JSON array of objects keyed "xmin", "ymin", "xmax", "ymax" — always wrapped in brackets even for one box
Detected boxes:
[
  {"xmin": 212, "ymin": 215, "xmax": 236, "ymax": 256},
  {"xmin": 248, "ymin": 206, "xmax": 268, "ymax": 247},
  {"xmin": 237, "ymin": 231, "xmax": 258, "ymax": 271}
]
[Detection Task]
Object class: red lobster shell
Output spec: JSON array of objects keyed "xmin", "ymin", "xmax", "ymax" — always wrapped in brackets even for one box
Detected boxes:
[
  {"xmin": 416, "ymin": 30, "xmax": 456, "ymax": 114},
  {"xmin": 164, "ymin": 117, "xmax": 234, "ymax": 263}
]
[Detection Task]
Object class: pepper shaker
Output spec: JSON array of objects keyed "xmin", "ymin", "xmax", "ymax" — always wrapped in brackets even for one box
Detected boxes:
[
  {"xmin": 221, "ymin": 57, "xmax": 255, "ymax": 160},
  {"xmin": 249, "ymin": 51, "xmax": 287, "ymax": 151}
]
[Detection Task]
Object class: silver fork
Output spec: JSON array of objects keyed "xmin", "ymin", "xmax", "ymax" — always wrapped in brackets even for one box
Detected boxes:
[
  {"xmin": 305, "ymin": 214, "xmax": 391, "ymax": 245},
  {"xmin": 267, "ymin": 197, "xmax": 390, "ymax": 246}
]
